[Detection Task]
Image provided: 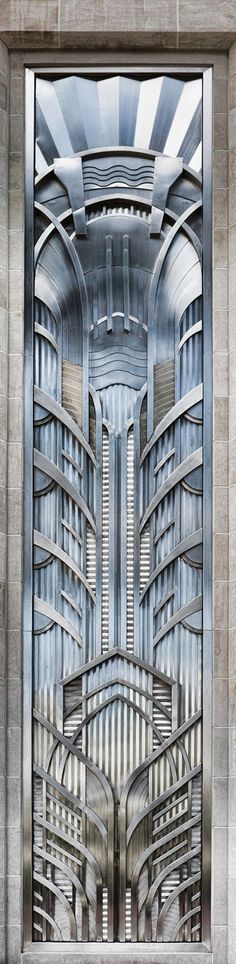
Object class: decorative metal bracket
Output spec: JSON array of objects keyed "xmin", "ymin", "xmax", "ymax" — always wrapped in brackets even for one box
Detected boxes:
[
  {"xmin": 150, "ymin": 155, "xmax": 183, "ymax": 235},
  {"xmin": 54, "ymin": 155, "xmax": 86, "ymax": 236}
]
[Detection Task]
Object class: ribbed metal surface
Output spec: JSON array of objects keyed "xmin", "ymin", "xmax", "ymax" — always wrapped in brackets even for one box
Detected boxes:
[
  {"xmin": 126, "ymin": 428, "xmax": 134, "ymax": 652},
  {"xmin": 101, "ymin": 428, "xmax": 109, "ymax": 653},
  {"xmin": 29, "ymin": 71, "xmax": 205, "ymax": 946}
]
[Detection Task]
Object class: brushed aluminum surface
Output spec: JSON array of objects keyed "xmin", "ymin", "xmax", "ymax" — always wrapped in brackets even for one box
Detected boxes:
[{"xmin": 23, "ymin": 67, "xmax": 212, "ymax": 949}]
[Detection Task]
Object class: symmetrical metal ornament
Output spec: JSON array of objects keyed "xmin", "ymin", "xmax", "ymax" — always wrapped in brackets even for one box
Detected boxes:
[{"xmin": 24, "ymin": 69, "xmax": 212, "ymax": 946}]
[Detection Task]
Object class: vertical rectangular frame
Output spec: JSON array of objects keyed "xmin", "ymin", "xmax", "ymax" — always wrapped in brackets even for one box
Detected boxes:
[
  {"xmin": 23, "ymin": 65, "xmax": 35, "ymax": 950},
  {"xmin": 23, "ymin": 62, "xmax": 213, "ymax": 955}
]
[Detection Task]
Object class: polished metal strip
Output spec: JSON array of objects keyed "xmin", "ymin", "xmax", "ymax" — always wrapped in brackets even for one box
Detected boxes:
[
  {"xmin": 34, "ymin": 386, "xmax": 96, "ymax": 463},
  {"xmin": 59, "ymin": 645, "xmax": 176, "ymax": 688},
  {"xmin": 62, "ymin": 448, "xmax": 83, "ymax": 476},
  {"xmin": 34, "ymin": 449, "xmax": 95, "ymax": 531},
  {"xmin": 127, "ymin": 763, "xmax": 202, "ymax": 845},
  {"xmin": 61, "ymin": 518, "xmax": 82, "ymax": 546},
  {"xmin": 153, "ymin": 588, "xmax": 175, "ymax": 618},
  {"xmin": 140, "ymin": 528, "xmax": 202, "ymax": 603},
  {"xmin": 34, "ymin": 846, "xmax": 89, "ymax": 940},
  {"xmin": 33, "ymin": 596, "xmax": 82, "ymax": 647},
  {"xmin": 140, "ymin": 448, "xmax": 203, "ymax": 530},
  {"xmin": 23, "ymin": 65, "xmax": 35, "ymax": 948},
  {"xmin": 171, "ymin": 906, "xmax": 201, "ymax": 942},
  {"xmin": 63, "ymin": 676, "xmax": 172, "ymax": 721},
  {"xmin": 201, "ymin": 65, "xmax": 213, "ymax": 951},
  {"xmin": 33, "ymin": 872, "xmax": 77, "ymax": 940},
  {"xmin": 123, "ymin": 234, "xmax": 130, "ymax": 331},
  {"xmin": 154, "ymin": 447, "xmax": 175, "ymax": 475},
  {"xmin": 33, "ymin": 530, "xmax": 96, "ymax": 603},
  {"xmin": 153, "ymin": 594, "xmax": 202, "ymax": 648},
  {"xmin": 34, "ymin": 321, "xmax": 59, "ymax": 352},
  {"xmin": 141, "ymin": 384, "xmax": 203, "ymax": 464},
  {"xmin": 33, "ymin": 763, "xmax": 107, "ymax": 839},
  {"xmin": 33, "ymin": 906, "xmax": 63, "ymax": 941},
  {"xmin": 106, "ymin": 235, "xmax": 113, "ymax": 332},
  {"xmin": 178, "ymin": 319, "xmax": 202, "ymax": 353},
  {"xmin": 156, "ymin": 871, "xmax": 201, "ymax": 940},
  {"xmin": 61, "ymin": 589, "xmax": 82, "ymax": 619}
]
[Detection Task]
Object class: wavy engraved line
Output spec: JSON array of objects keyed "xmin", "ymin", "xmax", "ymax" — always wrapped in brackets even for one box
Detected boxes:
[
  {"xmin": 127, "ymin": 764, "xmax": 201, "ymax": 845},
  {"xmin": 34, "ymin": 531, "xmax": 96, "ymax": 604},
  {"xmin": 140, "ymin": 529, "xmax": 202, "ymax": 603},
  {"xmin": 140, "ymin": 448, "xmax": 203, "ymax": 531},
  {"xmin": 84, "ymin": 172, "xmax": 154, "ymax": 181},
  {"xmin": 34, "ymin": 449, "xmax": 95, "ymax": 532},
  {"xmin": 84, "ymin": 164, "xmax": 154, "ymax": 173},
  {"xmin": 34, "ymin": 386, "xmax": 96, "ymax": 464},
  {"xmin": 84, "ymin": 171, "xmax": 154, "ymax": 181},
  {"xmin": 90, "ymin": 363, "xmax": 147, "ymax": 377},
  {"xmin": 153, "ymin": 594, "xmax": 202, "ymax": 648},
  {"xmin": 33, "ymin": 871, "xmax": 77, "ymax": 940},
  {"xmin": 141, "ymin": 384, "xmax": 203, "ymax": 465},
  {"xmin": 90, "ymin": 355, "xmax": 147, "ymax": 370},
  {"xmin": 35, "ymin": 148, "xmax": 201, "ymax": 187},
  {"xmin": 91, "ymin": 372, "xmax": 145, "ymax": 389},
  {"xmin": 87, "ymin": 182, "xmax": 153, "ymax": 192},
  {"xmin": 90, "ymin": 345, "xmax": 146, "ymax": 360},
  {"xmin": 34, "ymin": 596, "xmax": 82, "ymax": 647}
]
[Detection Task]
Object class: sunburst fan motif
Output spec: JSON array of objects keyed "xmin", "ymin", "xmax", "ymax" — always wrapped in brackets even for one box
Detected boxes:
[{"xmin": 35, "ymin": 74, "xmax": 202, "ymax": 174}]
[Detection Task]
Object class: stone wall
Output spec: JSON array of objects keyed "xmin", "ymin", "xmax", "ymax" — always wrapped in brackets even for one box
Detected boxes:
[
  {"xmin": 0, "ymin": 1, "xmax": 236, "ymax": 49},
  {"xmin": 0, "ymin": 7, "xmax": 235, "ymax": 961}
]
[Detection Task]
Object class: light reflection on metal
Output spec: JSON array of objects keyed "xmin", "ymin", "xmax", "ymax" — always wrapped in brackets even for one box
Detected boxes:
[{"xmin": 24, "ymin": 68, "xmax": 212, "ymax": 948}]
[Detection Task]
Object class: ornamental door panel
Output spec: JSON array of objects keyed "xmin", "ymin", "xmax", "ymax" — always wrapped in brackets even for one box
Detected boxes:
[{"xmin": 24, "ymin": 69, "xmax": 211, "ymax": 946}]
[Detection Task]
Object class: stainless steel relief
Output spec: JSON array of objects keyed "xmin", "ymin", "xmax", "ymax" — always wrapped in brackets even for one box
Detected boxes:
[{"xmin": 24, "ymin": 70, "xmax": 212, "ymax": 946}]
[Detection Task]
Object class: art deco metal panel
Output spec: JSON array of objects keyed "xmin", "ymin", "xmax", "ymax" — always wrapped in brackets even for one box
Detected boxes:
[{"xmin": 24, "ymin": 68, "xmax": 212, "ymax": 948}]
